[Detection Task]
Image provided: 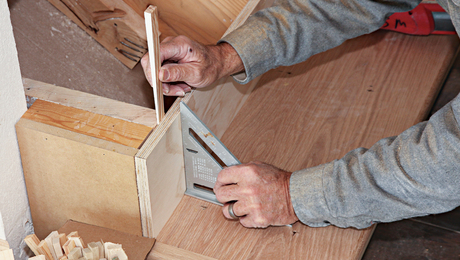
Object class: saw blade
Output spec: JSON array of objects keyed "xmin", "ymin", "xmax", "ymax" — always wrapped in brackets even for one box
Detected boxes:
[{"xmin": 180, "ymin": 102, "xmax": 240, "ymax": 205}]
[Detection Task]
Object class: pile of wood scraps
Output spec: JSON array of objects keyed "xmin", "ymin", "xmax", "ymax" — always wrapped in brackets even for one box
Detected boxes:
[{"xmin": 24, "ymin": 231, "xmax": 127, "ymax": 260}]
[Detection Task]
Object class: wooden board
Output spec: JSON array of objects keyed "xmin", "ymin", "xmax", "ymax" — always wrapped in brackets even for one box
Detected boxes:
[
  {"xmin": 22, "ymin": 99, "xmax": 152, "ymax": 149},
  {"xmin": 144, "ymin": 6, "xmax": 164, "ymax": 124},
  {"xmin": 155, "ymin": 32, "xmax": 460, "ymax": 259},
  {"xmin": 147, "ymin": 242, "xmax": 217, "ymax": 260},
  {"xmin": 124, "ymin": 0, "xmax": 249, "ymax": 44},
  {"xmin": 16, "ymin": 101, "xmax": 154, "ymax": 239},
  {"xmin": 23, "ymin": 78, "xmax": 157, "ymax": 128},
  {"xmin": 46, "ymin": 0, "xmax": 147, "ymax": 68}
]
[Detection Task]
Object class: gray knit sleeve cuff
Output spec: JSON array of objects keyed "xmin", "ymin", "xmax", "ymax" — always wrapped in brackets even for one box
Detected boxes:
[{"xmin": 290, "ymin": 162, "xmax": 334, "ymax": 227}]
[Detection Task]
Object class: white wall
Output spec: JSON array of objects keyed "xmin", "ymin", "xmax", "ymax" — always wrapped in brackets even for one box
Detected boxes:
[{"xmin": 0, "ymin": 0, "xmax": 33, "ymax": 259}]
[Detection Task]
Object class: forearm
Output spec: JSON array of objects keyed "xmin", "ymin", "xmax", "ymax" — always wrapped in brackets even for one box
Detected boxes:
[
  {"xmin": 220, "ymin": 0, "xmax": 421, "ymax": 84},
  {"xmin": 290, "ymin": 94, "xmax": 460, "ymax": 229}
]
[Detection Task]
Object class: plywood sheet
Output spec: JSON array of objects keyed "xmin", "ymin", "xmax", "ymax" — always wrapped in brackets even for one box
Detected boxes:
[
  {"xmin": 16, "ymin": 101, "xmax": 151, "ymax": 239},
  {"xmin": 157, "ymin": 32, "xmax": 459, "ymax": 259}
]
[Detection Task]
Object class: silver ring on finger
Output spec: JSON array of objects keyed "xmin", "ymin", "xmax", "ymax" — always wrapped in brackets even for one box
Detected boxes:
[{"xmin": 228, "ymin": 201, "xmax": 240, "ymax": 220}]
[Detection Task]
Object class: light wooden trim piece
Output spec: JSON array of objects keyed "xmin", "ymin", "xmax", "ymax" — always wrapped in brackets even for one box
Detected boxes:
[
  {"xmin": 23, "ymin": 78, "xmax": 157, "ymax": 128},
  {"xmin": 144, "ymin": 6, "xmax": 165, "ymax": 125},
  {"xmin": 23, "ymin": 100, "xmax": 152, "ymax": 149},
  {"xmin": 147, "ymin": 242, "xmax": 217, "ymax": 260}
]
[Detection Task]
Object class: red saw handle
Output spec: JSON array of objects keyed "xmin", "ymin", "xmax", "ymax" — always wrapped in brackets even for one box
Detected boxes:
[{"xmin": 381, "ymin": 3, "xmax": 456, "ymax": 35}]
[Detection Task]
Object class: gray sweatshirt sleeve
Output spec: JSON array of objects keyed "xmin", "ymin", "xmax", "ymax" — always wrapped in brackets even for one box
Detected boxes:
[
  {"xmin": 220, "ymin": 0, "xmax": 421, "ymax": 84},
  {"xmin": 291, "ymin": 92, "xmax": 460, "ymax": 229}
]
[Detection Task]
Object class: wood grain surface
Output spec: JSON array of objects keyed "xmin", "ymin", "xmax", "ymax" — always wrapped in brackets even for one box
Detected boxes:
[
  {"xmin": 22, "ymin": 100, "xmax": 152, "ymax": 149},
  {"xmin": 23, "ymin": 78, "xmax": 157, "ymax": 128},
  {"xmin": 124, "ymin": 0, "xmax": 249, "ymax": 44},
  {"xmin": 144, "ymin": 6, "xmax": 164, "ymax": 124},
  {"xmin": 157, "ymin": 32, "xmax": 459, "ymax": 259}
]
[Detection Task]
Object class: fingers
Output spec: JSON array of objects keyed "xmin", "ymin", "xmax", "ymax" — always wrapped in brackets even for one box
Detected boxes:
[
  {"xmin": 222, "ymin": 201, "xmax": 248, "ymax": 220},
  {"xmin": 159, "ymin": 35, "xmax": 193, "ymax": 64},
  {"xmin": 160, "ymin": 62, "xmax": 206, "ymax": 87},
  {"xmin": 141, "ymin": 53, "xmax": 152, "ymax": 87},
  {"xmin": 163, "ymin": 83, "xmax": 192, "ymax": 96}
]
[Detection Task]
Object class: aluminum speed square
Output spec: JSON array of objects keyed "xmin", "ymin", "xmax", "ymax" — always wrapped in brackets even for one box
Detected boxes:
[{"xmin": 180, "ymin": 102, "xmax": 240, "ymax": 205}]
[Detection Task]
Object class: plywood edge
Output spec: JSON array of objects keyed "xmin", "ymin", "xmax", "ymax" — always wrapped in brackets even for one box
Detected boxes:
[
  {"xmin": 16, "ymin": 118, "xmax": 138, "ymax": 157},
  {"xmin": 147, "ymin": 242, "xmax": 217, "ymax": 260},
  {"xmin": 23, "ymin": 78, "xmax": 157, "ymax": 128},
  {"xmin": 135, "ymin": 156, "xmax": 153, "ymax": 237},
  {"xmin": 136, "ymin": 96, "xmax": 189, "ymax": 238}
]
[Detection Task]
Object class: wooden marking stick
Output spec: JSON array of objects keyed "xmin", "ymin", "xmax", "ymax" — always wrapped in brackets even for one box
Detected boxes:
[{"xmin": 144, "ymin": 5, "xmax": 165, "ymax": 125}]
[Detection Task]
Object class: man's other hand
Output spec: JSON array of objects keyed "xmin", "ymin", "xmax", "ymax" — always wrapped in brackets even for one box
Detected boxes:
[
  {"xmin": 214, "ymin": 161, "xmax": 299, "ymax": 228},
  {"xmin": 141, "ymin": 36, "xmax": 244, "ymax": 96}
]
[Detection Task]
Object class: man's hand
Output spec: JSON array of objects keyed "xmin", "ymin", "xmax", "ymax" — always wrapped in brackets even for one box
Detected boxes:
[
  {"xmin": 141, "ymin": 35, "xmax": 244, "ymax": 96},
  {"xmin": 214, "ymin": 161, "xmax": 299, "ymax": 228}
]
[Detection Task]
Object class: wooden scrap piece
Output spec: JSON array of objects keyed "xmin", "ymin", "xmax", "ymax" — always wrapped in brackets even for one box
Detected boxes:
[
  {"xmin": 87, "ymin": 242, "xmax": 99, "ymax": 260},
  {"xmin": 103, "ymin": 242, "xmax": 127, "ymax": 260},
  {"xmin": 53, "ymin": 237, "xmax": 64, "ymax": 259},
  {"xmin": 24, "ymin": 234, "xmax": 41, "ymax": 256},
  {"xmin": 58, "ymin": 233, "xmax": 67, "ymax": 247},
  {"xmin": 144, "ymin": 5, "xmax": 165, "ymax": 125},
  {"xmin": 95, "ymin": 242, "xmax": 104, "ymax": 259},
  {"xmin": 82, "ymin": 248, "xmax": 92, "ymax": 260},
  {"xmin": 44, "ymin": 231, "xmax": 59, "ymax": 260},
  {"xmin": 67, "ymin": 247, "xmax": 82, "ymax": 260},
  {"xmin": 30, "ymin": 255, "xmax": 46, "ymax": 260},
  {"xmin": 0, "ymin": 239, "xmax": 9, "ymax": 251},
  {"xmin": 62, "ymin": 239, "xmax": 75, "ymax": 256},
  {"xmin": 0, "ymin": 249, "xmax": 15, "ymax": 260},
  {"xmin": 37, "ymin": 240, "xmax": 53, "ymax": 260}
]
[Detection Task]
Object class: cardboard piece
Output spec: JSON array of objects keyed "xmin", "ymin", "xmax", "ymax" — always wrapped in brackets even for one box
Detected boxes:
[{"xmin": 58, "ymin": 220, "xmax": 155, "ymax": 259}]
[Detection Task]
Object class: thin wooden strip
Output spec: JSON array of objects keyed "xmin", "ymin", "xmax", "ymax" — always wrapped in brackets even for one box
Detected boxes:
[
  {"xmin": 144, "ymin": 5, "xmax": 165, "ymax": 125},
  {"xmin": 147, "ymin": 242, "xmax": 217, "ymax": 260},
  {"xmin": 22, "ymin": 99, "xmax": 152, "ymax": 149},
  {"xmin": 23, "ymin": 78, "xmax": 157, "ymax": 128}
]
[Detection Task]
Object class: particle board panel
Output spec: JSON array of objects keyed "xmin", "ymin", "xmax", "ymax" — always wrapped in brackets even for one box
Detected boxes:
[
  {"xmin": 156, "ymin": 32, "xmax": 459, "ymax": 259},
  {"xmin": 22, "ymin": 99, "xmax": 152, "ymax": 149},
  {"xmin": 16, "ymin": 118, "xmax": 142, "ymax": 239}
]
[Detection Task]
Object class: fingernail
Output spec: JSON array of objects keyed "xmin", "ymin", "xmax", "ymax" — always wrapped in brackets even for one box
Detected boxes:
[
  {"xmin": 176, "ymin": 91, "xmax": 185, "ymax": 96},
  {"xmin": 163, "ymin": 85, "xmax": 170, "ymax": 94},
  {"xmin": 160, "ymin": 69, "xmax": 169, "ymax": 81}
]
